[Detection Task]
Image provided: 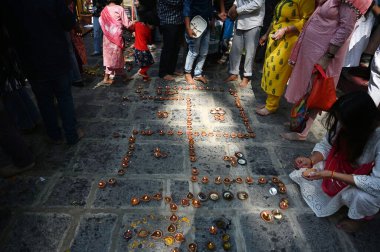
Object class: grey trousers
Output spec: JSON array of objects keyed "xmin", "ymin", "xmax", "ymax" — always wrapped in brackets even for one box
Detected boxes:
[{"xmin": 228, "ymin": 26, "xmax": 261, "ymax": 77}]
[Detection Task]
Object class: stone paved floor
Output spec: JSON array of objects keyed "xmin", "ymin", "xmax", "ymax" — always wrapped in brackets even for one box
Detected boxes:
[{"xmin": 0, "ymin": 34, "xmax": 380, "ymax": 252}]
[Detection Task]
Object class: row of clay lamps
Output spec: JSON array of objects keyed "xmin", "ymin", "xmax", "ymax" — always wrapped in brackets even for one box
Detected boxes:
[
  {"xmin": 130, "ymin": 192, "xmax": 163, "ymax": 206},
  {"xmin": 98, "ymin": 178, "xmax": 117, "ymax": 189},
  {"xmin": 134, "ymin": 128, "xmax": 254, "ymax": 139},
  {"xmin": 153, "ymin": 147, "xmax": 168, "ymax": 158},
  {"xmin": 187, "ymin": 97, "xmax": 197, "ymax": 163},
  {"xmin": 118, "ymin": 135, "xmax": 136, "ymax": 176},
  {"xmin": 157, "ymin": 85, "xmax": 227, "ymax": 92},
  {"xmin": 229, "ymin": 90, "xmax": 256, "ymax": 138}
]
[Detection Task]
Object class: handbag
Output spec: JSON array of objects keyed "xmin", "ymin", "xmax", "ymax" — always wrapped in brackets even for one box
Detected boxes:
[
  {"xmin": 306, "ymin": 64, "xmax": 336, "ymax": 111},
  {"xmin": 290, "ymin": 96, "xmax": 309, "ymax": 133}
]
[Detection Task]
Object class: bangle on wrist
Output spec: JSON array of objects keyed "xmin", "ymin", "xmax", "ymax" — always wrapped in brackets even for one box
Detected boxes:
[
  {"xmin": 308, "ymin": 157, "xmax": 314, "ymax": 167},
  {"xmin": 331, "ymin": 170, "xmax": 335, "ymax": 178}
]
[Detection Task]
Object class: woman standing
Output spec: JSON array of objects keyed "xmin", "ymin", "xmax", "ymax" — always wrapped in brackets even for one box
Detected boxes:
[
  {"xmin": 100, "ymin": 0, "xmax": 133, "ymax": 84},
  {"xmin": 282, "ymin": 0, "xmax": 373, "ymax": 140},
  {"xmin": 256, "ymin": 0, "xmax": 315, "ymax": 116}
]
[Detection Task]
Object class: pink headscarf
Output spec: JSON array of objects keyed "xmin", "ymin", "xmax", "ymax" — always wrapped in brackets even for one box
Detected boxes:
[{"xmin": 99, "ymin": 6, "xmax": 124, "ymax": 49}]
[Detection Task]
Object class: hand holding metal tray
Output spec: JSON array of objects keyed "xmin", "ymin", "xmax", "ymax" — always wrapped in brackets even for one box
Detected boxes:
[{"xmin": 190, "ymin": 15, "xmax": 207, "ymax": 38}]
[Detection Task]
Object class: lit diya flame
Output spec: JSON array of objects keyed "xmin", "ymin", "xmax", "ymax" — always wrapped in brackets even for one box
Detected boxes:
[
  {"xmin": 279, "ymin": 200, "xmax": 289, "ymax": 210},
  {"xmin": 123, "ymin": 229, "xmax": 133, "ymax": 240},
  {"xmin": 164, "ymin": 196, "xmax": 172, "ymax": 204},
  {"xmin": 260, "ymin": 211, "xmax": 273, "ymax": 222},
  {"xmin": 150, "ymin": 229, "xmax": 163, "ymax": 239},
  {"xmin": 98, "ymin": 180, "xmax": 106, "ymax": 189},
  {"xmin": 174, "ymin": 233, "xmax": 185, "ymax": 243},
  {"xmin": 279, "ymin": 186, "xmax": 287, "ymax": 194},
  {"xmin": 140, "ymin": 194, "xmax": 151, "ymax": 202},
  {"xmin": 191, "ymin": 176, "xmax": 198, "ymax": 182},
  {"xmin": 191, "ymin": 167, "xmax": 199, "ymax": 175},
  {"xmin": 206, "ymin": 241, "xmax": 216, "ymax": 250},
  {"xmin": 167, "ymin": 223, "xmax": 177, "ymax": 233},
  {"xmin": 152, "ymin": 193, "xmax": 163, "ymax": 201},
  {"xmin": 209, "ymin": 226, "xmax": 218, "ymax": 235},
  {"xmin": 108, "ymin": 178, "xmax": 116, "ymax": 186},
  {"xmin": 201, "ymin": 176, "xmax": 209, "ymax": 184},
  {"xmin": 235, "ymin": 177, "xmax": 243, "ymax": 184},
  {"xmin": 130, "ymin": 197, "xmax": 139, "ymax": 206},
  {"xmin": 117, "ymin": 169, "xmax": 125, "ymax": 176},
  {"xmin": 214, "ymin": 176, "xmax": 222, "ymax": 184},
  {"xmin": 181, "ymin": 198, "xmax": 190, "ymax": 206},
  {"xmin": 272, "ymin": 176, "xmax": 280, "ymax": 184},
  {"xmin": 224, "ymin": 177, "xmax": 232, "ymax": 185},
  {"xmin": 188, "ymin": 243, "xmax": 198, "ymax": 252},
  {"xmin": 258, "ymin": 177, "xmax": 267, "ymax": 184},
  {"xmin": 187, "ymin": 192, "xmax": 194, "ymax": 199},
  {"xmin": 170, "ymin": 213, "xmax": 179, "ymax": 222},
  {"xmin": 272, "ymin": 209, "xmax": 283, "ymax": 220},
  {"xmin": 192, "ymin": 199, "xmax": 201, "ymax": 208},
  {"xmin": 170, "ymin": 203, "xmax": 178, "ymax": 212},
  {"xmin": 128, "ymin": 136, "xmax": 135, "ymax": 143}
]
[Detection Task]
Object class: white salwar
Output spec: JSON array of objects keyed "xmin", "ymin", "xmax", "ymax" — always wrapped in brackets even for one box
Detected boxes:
[{"xmin": 290, "ymin": 128, "xmax": 380, "ymax": 219}]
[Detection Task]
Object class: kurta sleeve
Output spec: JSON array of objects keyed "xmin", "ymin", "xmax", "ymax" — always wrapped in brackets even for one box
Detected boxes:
[
  {"xmin": 292, "ymin": 0, "xmax": 315, "ymax": 32},
  {"xmin": 236, "ymin": 0, "xmax": 264, "ymax": 15},
  {"xmin": 329, "ymin": 3, "xmax": 357, "ymax": 47},
  {"xmin": 120, "ymin": 7, "xmax": 132, "ymax": 28},
  {"xmin": 353, "ymin": 140, "xmax": 380, "ymax": 197},
  {"xmin": 312, "ymin": 133, "xmax": 332, "ymax": 160}
]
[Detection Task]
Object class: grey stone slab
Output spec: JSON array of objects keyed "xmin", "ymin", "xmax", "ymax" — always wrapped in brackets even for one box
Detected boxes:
[
  {"xmin": 0, "ymin": 177, "xmax": 47, "ymax": 207},
  {"xmin": 295, "ymin": 213, "xmax": 342, "ymax": 251},
  {"xmin": 117, "ymin": 212, "xmax": 192, "ymax": 252},
  {"xmin": 37, "ymin": 144, "xmax": 76, "ymax": 171},
  {"xmin": 240, "ymin": 213, "xmax": 301, "ymax": 252},
  {"xmin": 126, "ymin": 143, "xmax": 185, "ymax": 175},
  {"xmin": 194, "ymin": 145, "xmax": 227, "ymax": 175},
  {"xmin": 43, "ymin": 177, "xmax": 92, "ymax": 207},
  {"xmin": 83, "ymin": 120, "xmax": 131, "ymax": 139},
  {"xmin": 275, "ymin": 146, "xmax": 314, "ymax": 174},
  {"xmin": 1, "ymin": 213, "xmax": 71, "ymax": 252},
  {"xmin": 70, "ymin": 213, "xmax": 117, "ymax": 252},
  {"xmin": 93, "ymin": 179, "xmax": 163, "ymax": 208},
  {"xmin": 76, "ymin": 104, "xmax": 102, "ymax": 119},
  {"xmin": 72, "ymin": 140, "xmax": 126, "ymax": 173},
  {"xmin": 100, "ymin": 104, "xmax": 130, "ymax": 119},
  {"xmin": 350, "ymin": 217, "xmax": 380, "ymax": 252},
  {"xmin": 132, "ymin": 104, "xmax": 162, "ymax": 121},
  {"xmin": 170, "ymin": 180, "xmax": 191, "ymax": 204},
  {"xmin": 244, "ymin": 146, "xmax": 279, "ymax": 175}
]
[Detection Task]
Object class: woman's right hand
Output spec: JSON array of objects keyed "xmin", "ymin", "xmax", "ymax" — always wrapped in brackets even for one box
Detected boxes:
[
  {"xmin": 259, "ymin": 34, "xmax": 268, "ymax": 46},
  {"xmin": 186, "ymin": 27, "xmax": 197, "ymax": 38},
  {"xmin": 294, "ymin": 156, "xmax": 313, "ymax": 169}
]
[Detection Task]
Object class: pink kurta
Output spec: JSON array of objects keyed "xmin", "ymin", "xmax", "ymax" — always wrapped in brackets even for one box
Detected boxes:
[
  {"xmin": 100, "ymin": 5, "xmax": 131, "ymax": 70},
  {"xmin": 284, "ymin": 0, "xmax": 357, "ymax": 104}
]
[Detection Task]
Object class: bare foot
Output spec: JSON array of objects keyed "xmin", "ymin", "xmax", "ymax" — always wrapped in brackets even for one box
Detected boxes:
[
  {"xmin": 162, "ymin": 75, "xmax": 175, "ymax": 81},
  {"xmin": 194, "ymin": 76, "xmax": 208, "ymax": 84},
  {"xmin": 239, "ymin": 77, "xmax": 250, "ymax": 88},
  {"xmin": 185, "ymin": 73, "xmax": 196, "ymax": 85},
  {"xmin": 255, "ymin": 107, "xmax": 275, "ymax": 116},
  {"xmin": 173, "ymin": 71, "xmax": 183, "ymax": 76},
  {"xmin": 280, "ymin": 132, "xmax": 307, "ymax": 141},
  {"xmin": 224, "ymin": 75, "xmax": 238, "ymax": 82},
  {"xmin": 256, "ymin": 104, "xmax": 265, "ymax": 109},
  {"xmin": 103, "ymin": 78, "xmax": 113, "ymax": 85}
]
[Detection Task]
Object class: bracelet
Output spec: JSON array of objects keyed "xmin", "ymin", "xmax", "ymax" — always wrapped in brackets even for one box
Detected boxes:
[
  {"xmin": 308, "ymin": 157, "xmax": 314, "ymax": 167},
  {"xmin": 331, "ymin": 170, "xmax": 335, "ymax": 179},
  {"xmin": 326, "ymin": 52, "xmax": 335, "ymax": 58}
]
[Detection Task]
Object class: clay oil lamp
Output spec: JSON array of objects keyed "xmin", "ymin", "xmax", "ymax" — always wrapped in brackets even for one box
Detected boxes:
[
  {"xmin": 244, "ymin": 133, "xmax": 250, "ymax": 139},
  {"xmin": 272, "ymin": 209, "xmax": 283, "ymax": 220},
  {"xmin": 98, "ymin": 180, "xmax": 106, "ymax": 189},
  {"xmin": 132, "ymin": 129, "xmax": 139, "ymax": 135},
  {"xmin": 223, "ymin": 156, "xmax": 231, "ymax": 161},
  {"xmin": 208, "ymin": 132, "xmax": 214, "ymax": 137},
  {"xmin": 279, "ymin": 186, "xmax": 287, "ymax": 194},
  {"xmin": 123, "ymin": 156, "xmax": 130, "ymax": 162},
  {"xmin": 186, "ymin": 192, "xmax": 194, "ymax": 199},
  {"xmin": 237, "ymin": 191, "xmax": 249, "ymax": 200},
  {"xmin": 181, "ymin": 198, "xmax": 190, "ymax": 206},
  {"xmin": 209, "ymin": 192, "xmax": 220, "ymax": 201},
  {"xmin": 210, "ymin": 109, "xmax": 218, "ymax": 114},
  {"xmin": 214, "ymin": 176, "xmax": 222, "ymax": 185},
  {"xmin": 194, "ymin": 131, "xmax": 200, "ymax": 136},
  {"xmin": 223, "ymin": 177, "xmax": 232, "ymax": 185},
  {"xmin": 152, "ymin": 192, "xmax": 163, "ymax": 201},
  {"xmin": 223, "ymin": 242, "xmax": 232, "ymax": 251},
  {"xmin": 171, "ymin": 248, "xmax": 180, "ymax": 252},
  {"xmin": 223, "ymin": 132, "xmax": 229, "ymax": 138},
  {"xmin": 128, "ymin": 135, "xmax": 136, "ymax": 143},
  {"xmin": 222, "ymin": 233, "xmax": 230, "ymax": 242},
  {"xmin": 141, "ymin": 194, "xmax": 151, "ymax": 202},
  {"xmin": 170, "ymin": 203, "xmax": 178, "ymax": 212},
  {"xmin": 164, "ymin": 235, "xmax": 175, "ymax": 246},
  {"xmin": 174, "ymin": 233, "xmax": 185, "ymax": 243},
  {"xmin": 209, "ymin": 225, "xmax": 218, "ymax": 235},
  {"xmin": 271, "ymin": 176, "xmax": 280, "ymax": 184},
  {"xmin": 131, "ymin": 197, "xmax": 140, "ymax": 206},
  {"xmin": 153, "ymin": 151, "xmax": 161, "ymax": 158},
  {"xmin": 168, "ymin": 130, "xmax": 174, "ymax": 136},
  {"xmin": 197, "ymin": 192, "xmax": 208, "ymax": 202},
  {"xmin": 278, "ymin": 182, "xmax": 285, "ymax": 187},
  {"xmin": 245, "ymin": 176, "xmax": 254, "ymax": 184},
  {"xmin": 160, "ymin": 152, "xmax": 168, "ymax": 158},
  {"xmin": 170, "ymin": 213, "xmax": 179, "ymax": 222},
  {"xmin": 249, "ymin": 133, "xmax": 256, "ymax": 138},
  {"xmin": 177, "ymin": 130, "xmax": 183, "ymax": 136},
  {"xmin": 201, "ymin": 176, "xmax": 209, "ymax": 184},
  {"xmin": 216, "ymin": 132, "xmax": 222, "ymax": 137},
  {"xmin": 190, "ymin": 156, "xmax": 197, "ymax": 162},
  {"xmin": 235, "ymin": 177, "xmax": 243, "ymax": 184},
  {"xmin": 191, "ymin": 176, "xmax": 198, "ymax": 182},
  {"xmin": 260, "ymin": 211, "xmax": 273, "ymax": 222},
  {"xmin": 137, "ymin": 229, "xmax": 149, "ymax": 238},
  {"xmin": 107, "ymin": 178, "xmax": 116, "ymax": 186},
  {"xmin": 201, "ymin": 131, "xmax": 207, "ymax": 137},
  {"xmin": 151, "ymin": 229, "xmax": 163, "ymax": 240},
  {"xmin": 122, "ymin": 161, "xmax": 129, "ymax": 168},
  {"xmin": 167, "ymin": 223, "xmax": 177, "ymax": 233},
  {"xmin": 279, "ymin": 199, "xmax": 289, "ymax": 210},
  {"xmin": 126, "ymin": 151, "xmax": 133, "ymax": 157},
  {"xmin": 237, "ymin": 133, "xmax": 245, "ymax": 138},
  {"xmin": 235, "ymin": 152, "xmax": 244, "ymax": 158},
  {"xmin": 128, "ymin": 144, "xmax": 135, "ymax": 151},
  {"xmin": 117, "ymin": 169, "xmax": 125, "ymax": 176},
  {"xmin": 230, "ymin": 157, "xmax": 238, "ymax": 167},
  {"xmin": 158, "ymin": 130, "xmax": 165, "ymax": 136},
  {"xmin": 222, "ymin": 191, "xmax": 234, "ymax": 201},
  {"xmin": 123, "ymin": 229, "xmax": 133, "ymax": 241},
  {"xmin": 231, "ymin": 132, "xmax": 237, "ymax": 138},
  {"xmin": 258, "ymin": 177, "xmax": 267, "ymax": 184},
  {"xmin": 188, "ymin": 243, "xmax": 198, "ymax": 252},
  {"xmin": 146, "ymin": 130, "xmax": 153, "ymax": 135},
  {"xmin": 191, "ymin": 167, "xmax": 199, "ymax": 176},
  {"xmin": 192, "ymin": 199, "xmax": 201, "ymax": 208},
  {"xmin": 164, "ymin": 196, "xmax": 172, "ymax": 204},
  {"xmin": 206, "ymin": 241, "xmax": 216, "ymax": 251}
]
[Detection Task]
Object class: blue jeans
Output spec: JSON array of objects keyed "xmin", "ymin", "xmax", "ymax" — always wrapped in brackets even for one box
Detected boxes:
[
  {"xmin": 184, "ymin": 28, "xmax": 210, "ymax": 77},
  {"xmin": 93, "ymin": 16, "xmax": 103, "ymax": 53},
  {"xmin": 29, "ymin": 72, "xmax": 79, "ymax": 144}
]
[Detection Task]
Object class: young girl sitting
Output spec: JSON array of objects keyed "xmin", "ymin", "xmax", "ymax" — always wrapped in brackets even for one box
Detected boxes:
[{"xmin": 132, "ymin": 11, "xmax": 157, "ymax": 82}]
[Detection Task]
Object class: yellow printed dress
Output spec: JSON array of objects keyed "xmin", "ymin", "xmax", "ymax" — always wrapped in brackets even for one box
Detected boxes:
[{"xmin": 261, "ymin": 0, "xmax": 314, "ymax": 98}]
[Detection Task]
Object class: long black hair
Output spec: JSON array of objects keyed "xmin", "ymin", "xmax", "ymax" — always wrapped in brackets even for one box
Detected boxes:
[{"xmin": 324, "ymin": 91, "xmax": 380, "ymax": 163}]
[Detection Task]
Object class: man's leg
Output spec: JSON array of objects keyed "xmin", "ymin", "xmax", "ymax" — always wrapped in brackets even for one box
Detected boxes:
[
  {"xmin": 226, "ymin": 29, "xmax": 243, "ymax": 81},
  {"xmin": 52, "ymin": 73, "xmax": 79, "ymax": 145},
  {"xmin": 92, "ymin": 16, "xmax": 103, "ymax": 55},
  {"xmin": 168, "ymin": 24, "xmax": 185, "ymax": 74},
  {"xmin": 184, "ymin": 33, "xmax": 201, "ymax": 84},
  {"xmin": 193, "ymin": 29, "xmax": 210, "ymax": 81},
  {"xmin": 241, "ymin": 26, "xmax": 260, "ymax": 87},
  {"xmin": 159, "ymin": 24, "xmax": 178, "ymax": 79}
]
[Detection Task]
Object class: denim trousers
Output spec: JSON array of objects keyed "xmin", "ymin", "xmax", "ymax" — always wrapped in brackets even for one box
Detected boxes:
[
  {"xmin": 66, "ymin": 32, "xmax": 82, "ymax": 83},
  {"xmin": 184, "ymin": 28, "xmax": 210, "ymax": 77},
  {"xmin": 29, "ymin": 72, "xmax": 79, "ymax": 144},
  {"xmin": 93, "ymin": 17, "xmax": 103, "ymax": 53}
]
